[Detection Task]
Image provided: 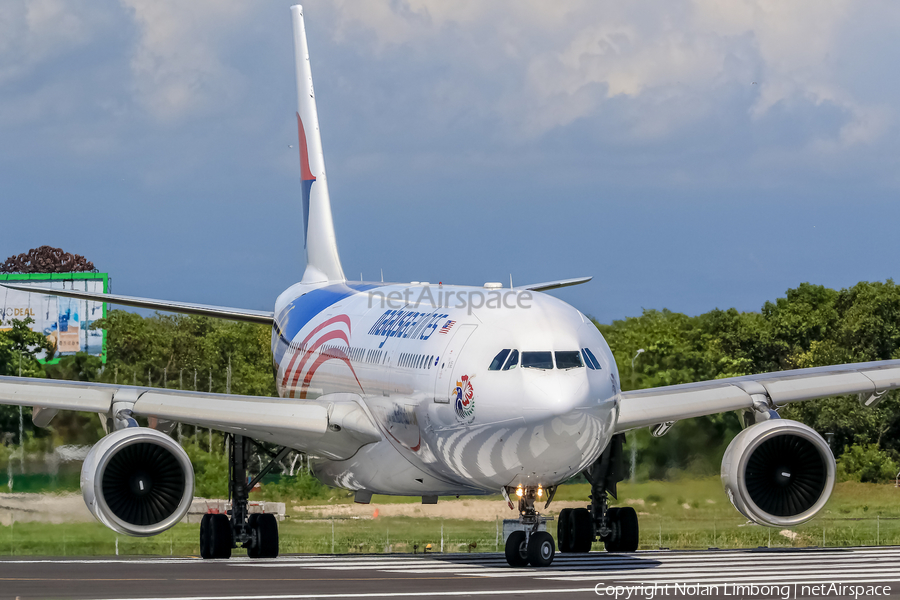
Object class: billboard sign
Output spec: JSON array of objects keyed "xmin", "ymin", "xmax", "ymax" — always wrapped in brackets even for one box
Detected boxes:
[{"xmin": 0, "ymin": 273, "xmax": 108, "ymax": 363}]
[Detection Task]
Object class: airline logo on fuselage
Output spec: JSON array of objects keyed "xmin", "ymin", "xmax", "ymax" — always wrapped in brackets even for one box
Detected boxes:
[
  {"xmin": 367, "ymin": 309, "xmax": 450, "ymax": 348},
  {"xmin": 454, "ymin": 375, "xmax": 475, "ymax": 423}
]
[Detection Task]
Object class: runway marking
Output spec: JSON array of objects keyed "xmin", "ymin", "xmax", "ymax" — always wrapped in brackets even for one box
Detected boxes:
[
  {"xmin": 248, "ymin": 553, "xmax": 900, "ymax": 572},
  {"xmin": 83, "ymin": 588, "xmax": 600, "ymax": 600},
  {"xmin": 0, "ymin": 577, "xmax": 472, "ymax": 582},
  {"xmin": 219, "ymin": 547, "xmax": 900, "ymax": 585}
]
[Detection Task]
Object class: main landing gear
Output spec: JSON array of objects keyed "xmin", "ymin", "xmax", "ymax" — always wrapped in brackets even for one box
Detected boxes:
[
  {"xmin": 558, "ymin": 433, "xmax": 639, "ymax": 555},
  {"xmin": 200, "ymin": 435, "xmax": 291, "ymax": 559},
  {"xmin": 503, "ymin": 434, "xmax": 639, "ymax": 568}
]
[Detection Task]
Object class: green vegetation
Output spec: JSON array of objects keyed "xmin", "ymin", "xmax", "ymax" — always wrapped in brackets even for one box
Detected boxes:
[{"xmin": 598, "ymin": 280, "xmax": 900, "ymax": 482}]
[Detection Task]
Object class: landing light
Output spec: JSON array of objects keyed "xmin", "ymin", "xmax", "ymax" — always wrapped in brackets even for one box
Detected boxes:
[
  {"xmin": 537, "ymin": 485, "xmax": 543, "ymax": 498},
  {"xmin": 515, "ymin": 485, "xmax": 523, "ymax": 498}
]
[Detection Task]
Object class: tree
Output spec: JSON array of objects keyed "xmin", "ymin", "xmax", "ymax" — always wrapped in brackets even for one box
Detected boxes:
[
  {"xmin": 0, "ymin": 318, "xmax": 53, "ymax": 443},
  {"xmin": 594, "ymin": 280, "xmax": 900, "ymax": 478}
]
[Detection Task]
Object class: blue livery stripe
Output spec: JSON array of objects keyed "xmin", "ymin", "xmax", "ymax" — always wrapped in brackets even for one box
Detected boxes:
[{"xmin": 272, "ymin": 282, "xmax": 381, "ymax": 365}]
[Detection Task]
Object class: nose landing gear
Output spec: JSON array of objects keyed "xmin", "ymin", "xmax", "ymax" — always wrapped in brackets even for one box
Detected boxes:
[
  {"xmin": 504, "ymin": 434, "xmax": 639, "ymax": 566},
  {"xmin": 502, "ymin": 485, "xmax": 556, "ymax": 567}
]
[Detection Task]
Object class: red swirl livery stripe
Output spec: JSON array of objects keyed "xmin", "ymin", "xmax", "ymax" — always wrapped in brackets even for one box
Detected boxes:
[
  {"xmin": 288, "ymin": 329, "xmax": 350, "ymax": 391},
  {"xmin": 280, "ymin": 314, "xmax": 351, "ymax": 389},
  {"xmin": 299, "ymin": 346, "xmax": 355, "ymax": 400},
  {"xmin": 280, "ymin": 314, "xmax": 362, "ymax": 398}
]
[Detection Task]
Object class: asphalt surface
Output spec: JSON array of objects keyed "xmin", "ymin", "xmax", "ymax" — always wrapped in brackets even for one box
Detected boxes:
[{"xmin": 2, "ymin": 547, "xmax": 900, "ymax": 600}]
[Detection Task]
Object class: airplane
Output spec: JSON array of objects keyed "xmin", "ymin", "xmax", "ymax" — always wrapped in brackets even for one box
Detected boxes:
[{"xmin": 3, "ymin": 5, "xmax": 900, "ymax": 567}]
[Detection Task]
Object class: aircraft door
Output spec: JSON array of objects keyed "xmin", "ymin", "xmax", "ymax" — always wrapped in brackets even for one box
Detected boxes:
[{"xmin": 433, "ymin": 324, "xmax": 476, "ymax": 403}]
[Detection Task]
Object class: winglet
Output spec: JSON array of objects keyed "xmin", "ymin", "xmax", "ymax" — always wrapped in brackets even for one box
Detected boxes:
[
  {"xmin": 291, "ymin": 5, "xmax": 345, "ymax": 283},
  {"xmin": 515, "ymin": 276, "xmax": 592, "ymax": 292}
]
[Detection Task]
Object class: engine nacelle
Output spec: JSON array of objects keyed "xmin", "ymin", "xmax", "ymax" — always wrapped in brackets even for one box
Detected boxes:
[
  {"xmin": 721, "ymin": 419, "xmax": 835, "ymax": 527},
  {"xmin": 81, "ymin": 428, "xmax": 194, "ymax": 537}
]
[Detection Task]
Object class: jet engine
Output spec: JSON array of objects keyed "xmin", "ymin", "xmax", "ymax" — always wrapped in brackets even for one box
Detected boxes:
[
  {"xmin": 81, "ymin": 427, "xmax": 194, "ymax": 537},
  {"xmin": 721, "ymin": 419, "xmax": 835, "ymax": 527}
]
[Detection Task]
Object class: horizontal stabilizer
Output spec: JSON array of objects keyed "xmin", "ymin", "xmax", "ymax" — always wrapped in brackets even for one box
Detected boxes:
[
  {"xmin": 515, "ymin": 276, "xmax": 592, "ymax": 292},
  {"xmin": 0, "ymin": 283, "xmax": 273, "ymax": 325}
]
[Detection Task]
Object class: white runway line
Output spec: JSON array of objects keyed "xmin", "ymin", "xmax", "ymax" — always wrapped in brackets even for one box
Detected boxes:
[
  {"xmin": 218, "ymin": 547, "xmax": 900, "ymax": 584},
  {"xmin": 363, "ymin": 554, "xmax": 900, "ymax": 574},
  {"xmin": 237, "ymin": 547, "xmax": 900, "ymax": 568},
  {"xmin": 90, "ymin": 588, "xmax": 600, "ymax": 600}
]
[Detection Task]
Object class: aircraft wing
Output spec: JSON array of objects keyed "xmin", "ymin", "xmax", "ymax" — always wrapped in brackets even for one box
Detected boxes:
[
  {"xmin": 615, "ymin": 359, "xmax": 900, "ymax": 432},
  {"xmin": 0, "ymin": 283, "xmax": 274, "ymax": 325},
  {"xmin": 0, "ymin": 376, "xmax": 380, "ymax": 460}
]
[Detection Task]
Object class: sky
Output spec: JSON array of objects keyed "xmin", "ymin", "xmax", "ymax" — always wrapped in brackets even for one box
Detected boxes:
[{"xmin": 2, "ymin": 0, "xmax": 900, "ymax": 324}]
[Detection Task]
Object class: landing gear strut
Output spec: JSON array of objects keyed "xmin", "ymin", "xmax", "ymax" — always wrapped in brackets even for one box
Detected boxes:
[
  {"xmin": 199, "ymin": 435, "xmax": 290, "ymax": 559},
  {"xmin": 558, "ymin": 433, "xmax": 639, "ymax": 554},
  {"xmin": 503, "ymin": 486, "xmax": 556, "ymax": 567}
]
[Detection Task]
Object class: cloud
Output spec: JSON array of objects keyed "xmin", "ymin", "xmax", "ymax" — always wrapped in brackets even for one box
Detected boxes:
[
  {"xmin": 324, "ymin": 0, "xmax": 898, "ymax": 154},
  {"xmin": 120, "ymin": 0, "xmax": 252, "ymax": 121},
  {"xmin": 0, "ymin": 0, "xmax": 112, "ymax": 86}
]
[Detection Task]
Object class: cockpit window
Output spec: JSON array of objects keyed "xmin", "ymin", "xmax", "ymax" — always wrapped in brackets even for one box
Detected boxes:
[
  {"xmin": 582, "ymin": 348, "xmax": 602, "ymax": 370},
  {"xmin": 555, "ymin": 351, "xmax": 583, "ymax": 370},
  {"xmin": 502, "ymin": 349, "xmax": 519, "ymax": 370},
  {"xmin": 489, "ymin": 349, "xmax": 511, "ymax": 371},
  {"xmin": 521, "ymin": 351, "xmax": 553, "ymax": 370}
]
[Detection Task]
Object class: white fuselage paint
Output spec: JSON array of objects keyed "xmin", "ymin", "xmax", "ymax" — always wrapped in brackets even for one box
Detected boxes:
[{"xmin": 269, "ymin": 281, "xmax": 619, "ymax": 497}]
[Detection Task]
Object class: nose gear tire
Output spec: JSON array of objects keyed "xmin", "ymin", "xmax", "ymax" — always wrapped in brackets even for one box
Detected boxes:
[
  {"xmin": 527, "ymin": 531, "xmax": 555, "ymax": 567},
  {"xmin": 504, "ymin": 530, "xmax": 529, "ymax": 567}
]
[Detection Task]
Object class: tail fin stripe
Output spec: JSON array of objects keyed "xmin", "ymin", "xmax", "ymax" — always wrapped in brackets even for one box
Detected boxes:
[{"xmin": 296, "ymin": 113, "xmax": 317, "ymax": 182}]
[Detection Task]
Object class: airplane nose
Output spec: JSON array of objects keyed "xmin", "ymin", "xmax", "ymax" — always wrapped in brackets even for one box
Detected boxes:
[{"xmin": 522, "ymin": 370, "xmax": 591, "ymax": 419}]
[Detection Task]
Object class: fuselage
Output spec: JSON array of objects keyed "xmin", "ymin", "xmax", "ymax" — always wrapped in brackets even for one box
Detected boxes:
[{"xmin": 270, "ymin": 281, "xmax": 619, "ymax": 497}]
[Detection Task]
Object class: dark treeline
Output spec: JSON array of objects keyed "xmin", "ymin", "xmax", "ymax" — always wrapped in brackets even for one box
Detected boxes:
[
  {"xmin": 1, "ymin": 280, "xmax": 899, "ymax": 483},
  {"xmin": 599, "ymin": 280, "xmax": 900, "ymax": 482}
]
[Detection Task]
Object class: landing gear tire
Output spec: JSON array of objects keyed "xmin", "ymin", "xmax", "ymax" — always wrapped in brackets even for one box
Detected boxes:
[
  {"xmin": 200, "ymin": 513, "xmax": 232, "ymax": 559},
  {"xmin": 572, "ymin": 507, "xmax": 593, "ymax": 552},
  {"xmin": 604, "ymin": 506, "xmax": 639, "ymax": 553},
  {"xmin": 200, "ymin": 514, "xmax": 212, "ymax": 558},
  {"xmin": 247, "ymin": 513, "xmax": 279, "ymax": 559},
  {"xmin": 557, "ymin": 508, "xmax": 572, "ymax": 553},
  {"xmin": 617, "ymin": 506, "xmax": 639, "ymax": 552},
  {"xmin": 505, "ymin": 531, "xmax": 529, "ymax": 567},
  {"xmin": 527, "ymin": 531, "xmax": 555, "ymax": 567}
]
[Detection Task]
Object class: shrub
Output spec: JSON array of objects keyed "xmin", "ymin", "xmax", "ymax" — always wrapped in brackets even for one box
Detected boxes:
[
  {"xmin": 184, "ymin": 444, "xmax": 228, "ymax": 498},
  {"xmin": 836, "ymin": 444, "xmax": 899, "ymax": 483}
]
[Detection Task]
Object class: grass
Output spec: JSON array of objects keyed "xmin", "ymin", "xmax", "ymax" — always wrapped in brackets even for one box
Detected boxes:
[{"xmin": 1, "ymin": 478, "xmax": 898, "ymax": 556}]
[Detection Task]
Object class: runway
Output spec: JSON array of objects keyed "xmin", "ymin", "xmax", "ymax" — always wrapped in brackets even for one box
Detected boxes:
[{"xmin": 2, "ymin": 546, "xmax": 899, "ymax": 600}]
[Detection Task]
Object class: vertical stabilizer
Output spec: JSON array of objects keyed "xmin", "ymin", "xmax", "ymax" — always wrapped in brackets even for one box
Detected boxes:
[{"xmin": 291, "ymin": 5, "xmax": 345, "ymax": 283}]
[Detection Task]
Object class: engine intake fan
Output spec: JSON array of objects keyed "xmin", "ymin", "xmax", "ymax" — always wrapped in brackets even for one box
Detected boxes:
[
  {"xmin": 721, "ymin": 419, "xmax": 834, "ymax": 527},
  {"xmin": 82, "ymin": 427, "xmax": 194, "ymax": 537}
]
